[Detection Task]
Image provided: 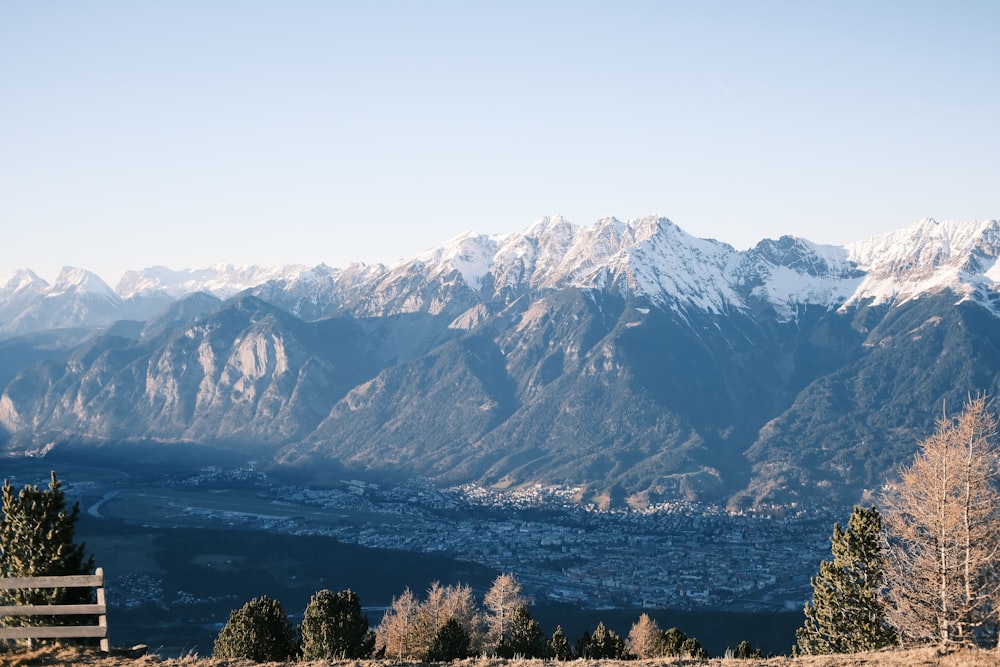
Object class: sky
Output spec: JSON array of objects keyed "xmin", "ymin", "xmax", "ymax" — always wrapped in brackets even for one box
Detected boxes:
[{"xmin": 2, "ymin": 1, "xmax": 999, "ymax": 286}]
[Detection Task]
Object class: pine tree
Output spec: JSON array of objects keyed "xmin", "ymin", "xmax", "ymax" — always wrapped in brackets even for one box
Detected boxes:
[
  {"xmin": 661, "ymin": 626, "xmax": 687, "ymax": 656},
  {"xmin": 213, "ymin": 595, "xmax": 298, "ymax": 661},
  {"xmin": 426, "ymin": 618, "xmax": 471, "ymax": 661},
  {"xmin": 732, "ymin": 639, "xmax": 762, "ymax": 659},
  {"xmin": 680, "ymin": 636, "xmax": 710, "ymax": 659},
  {"xmin": 797, "ymin": 505, "xmax": 896, "ymax": 654},
  {"xmin": 585, "ymin": 621, "xmax": 629, "ymax": 659},
  {"xmin": 506, "ymin": 606, "xmax": 545, "ymax": 658},
  {"xmin": 549, "ymin": 625, "xmax": 572, "ymax": 660},
  {"xmin": 300, "ymin": 588, "xmax": 373, "ymax": 659},
  {"xmin": 0, "ymin": 472, "xmax": 95, "ymax": 633},
  {"xmin": 658, "ymin": 626, "xmax": 708, "ymax": 658}
]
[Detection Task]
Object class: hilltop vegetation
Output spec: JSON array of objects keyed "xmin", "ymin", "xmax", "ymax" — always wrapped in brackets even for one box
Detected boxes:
[
  {"xmin": 6, "ymin": 400, "xmax": 1000, "ymax": 665},
  {"xmin": 7, "ymin": 645, "xmax": 1000, "ymax": 667}
]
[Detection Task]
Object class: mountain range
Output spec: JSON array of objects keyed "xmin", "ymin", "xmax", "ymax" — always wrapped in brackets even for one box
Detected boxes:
[{"xmin": 2, "ymin": 215, "xmax": 999, "ymax": 510}]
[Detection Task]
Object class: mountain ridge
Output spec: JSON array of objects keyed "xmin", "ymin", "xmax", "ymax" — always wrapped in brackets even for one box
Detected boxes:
[
  {"xmin": 5, "ymin": 216, "xmax": 998, "ymax": 340},
  {"xmin": 3, "ymin": 215, "xmax": 1000, "ymax": 509}
]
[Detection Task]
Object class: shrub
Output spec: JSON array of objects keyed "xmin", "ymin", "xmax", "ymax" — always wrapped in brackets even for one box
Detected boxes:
[
  {"xmin": 300, "ymin": 588, "xmax": 373, "ymax": 659},
  {"xmin": 213, "ymin": 595, "xmax": 298, "ymax": 661},
  {"xmin": 733, "ymin": 639, "xmax": 763, "ymax": 659}
]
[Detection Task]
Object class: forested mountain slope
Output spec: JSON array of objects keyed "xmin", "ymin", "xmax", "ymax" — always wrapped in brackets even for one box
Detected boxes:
[{"xmin": 3, "ymin": 217, "xmax": 1000, "ymax": 509}]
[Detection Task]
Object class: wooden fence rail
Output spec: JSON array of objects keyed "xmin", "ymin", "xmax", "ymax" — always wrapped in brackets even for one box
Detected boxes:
[{"xmin": 0, "ymin": 568, "xmax": 108, "ymax": 652}]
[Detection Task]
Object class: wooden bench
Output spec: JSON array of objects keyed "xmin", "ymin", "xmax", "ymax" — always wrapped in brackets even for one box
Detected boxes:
[{"xmin": 0, "ymin": 568, "xmax": 109, "ymax": 652}]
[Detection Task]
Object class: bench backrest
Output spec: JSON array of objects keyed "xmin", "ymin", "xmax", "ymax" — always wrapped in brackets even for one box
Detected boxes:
[{"xmin": 0, "ymin": 567, "xmax": 108, "ymax": 652}]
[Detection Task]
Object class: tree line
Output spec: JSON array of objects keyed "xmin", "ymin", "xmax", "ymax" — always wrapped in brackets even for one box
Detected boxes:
[
  {"xmin": 211, "ymin": 572, "xmax": 725, "ymax": 661},
  {"xmin": 4, "ymin": 396, "xmax": 1000, "ymax": 659},
  {"xmin": 797, "ymin": 395, "xmax": 1000, "ymax": 653}
]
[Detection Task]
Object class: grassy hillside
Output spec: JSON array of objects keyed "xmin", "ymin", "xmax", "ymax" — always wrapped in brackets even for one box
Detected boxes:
[{"xmin": 7, "ymin": 646, "xmax": 1000, "ymax": 667}]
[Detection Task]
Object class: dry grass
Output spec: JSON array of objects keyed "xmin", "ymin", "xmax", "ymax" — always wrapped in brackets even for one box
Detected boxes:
[{"xmin": 4, "ymin": 646, "xmax": 1000, "ymax": 667}]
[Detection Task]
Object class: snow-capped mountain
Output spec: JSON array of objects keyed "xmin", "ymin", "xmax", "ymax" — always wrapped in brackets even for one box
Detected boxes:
[
  {"xmin": 340, "ymin": 215, "xmax": 1000, "ymax": 323},
  {"xmin": 2, "ymin": 215, "xmax": 1000, "ymax": 510},
  {"xmin": 4, "ymin": 216, "xmax": 999, "ymax": 339},
  {"xmin": 0, "ymin": 263, "xmax": 347, "ymax": 338},
  {"xmin": 0, "ymin": 267, "xmax": 121, "ymax": 337},
  {"xmin": 115, "ymin": 263, "xmax": 331, "ymax": 300},
  {"xmin": 844, "ymin": 218, "xmax": 1000, "ymax": 308}
]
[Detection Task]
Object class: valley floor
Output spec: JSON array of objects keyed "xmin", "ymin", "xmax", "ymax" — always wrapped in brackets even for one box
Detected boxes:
[{"xmin": 7, "ymin": 646, "xmax": 1000, "ymax": 667}]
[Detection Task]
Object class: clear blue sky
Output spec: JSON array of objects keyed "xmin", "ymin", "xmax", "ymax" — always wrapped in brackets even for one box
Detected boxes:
[{"xmin": 2, "ymin": 1, "xmax": 998, "ymax": 285}]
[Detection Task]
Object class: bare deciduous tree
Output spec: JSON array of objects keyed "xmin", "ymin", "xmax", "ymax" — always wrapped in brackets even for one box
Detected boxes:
[
  {"xmin": 627, "ymin": 612, "xmax": 665, "ymax": 658},
  {"xmin": 881, "ymin": 395, "xmax": 1000, "ymax": 647},
  {"xmin": 375, "ymin": 582, "xmax": 482, "ymax": 659},
  {"xmin": 483, "ymin": 572, "xmax": 528, "ymax": 653},
  {"xmin": 420, "ymin": 581, "xmax": 483, "ymax": 654},
  {"xmin": 375, "ymin": 587, "xmax": 420, "ymax": 659}
]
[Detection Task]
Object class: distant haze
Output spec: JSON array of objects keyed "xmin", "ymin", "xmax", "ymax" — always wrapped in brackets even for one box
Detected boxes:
[{"xmin": 2, "ymin": 2, "xmax": 998, "ymax": 283}]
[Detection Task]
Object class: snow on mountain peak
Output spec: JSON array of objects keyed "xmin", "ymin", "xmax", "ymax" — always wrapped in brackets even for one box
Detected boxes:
[
  {"xmin": 844, "ymin": 218, "xmax": 1000, "ymax": 309},
  {"xmin": 740, "ymin": 237, "xmax": 862, "ymax": 319},
  {"xmin": 1, "ymin": 269, "xmax": 48, "ymax": 295},
  {"xmin": 489, "ymin": 216, "xmax": 578, "ymax": 289},
  {"xmin": 385, "ymin": 215, "xmax": 875, "ymax": 318},
  {"xmin": 423, "ymin": 232, "xmax": 501, "ymax": 291},
  {"xmin": 5, "ymin": 216, "xmax": 1000, "ymax": 341},
  {"xmin": 525, "ymin": 214, "xmax": 573, "ymax": 238},
  {"xmin": 48, "ymin": 267, "xmax": 115, "ymax": 300},
  {"xmin": 614, "ymin": 216, "xmax": 744, "ymax": 313},
  {"xmin": 116, "ymin": 263, "xmax": 321, "ymax": 300},
  {"xmin": 378, "ymin": 216, "xmax": 1000, "ymax": 320}
]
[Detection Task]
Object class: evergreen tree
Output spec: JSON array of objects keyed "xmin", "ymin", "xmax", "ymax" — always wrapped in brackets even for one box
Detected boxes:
[
  {"xmin": 0, "ymin": 472, "xmax": 94, "ymax": 632},
  {"xmin": 505, "ymin": 606, "xmax": 545, "ymax": 657},
  {"xmin": 213, "ymin": 595, "xmax": 298, "ymax": 661},
  {"xmin": 584, "ymin": 621, "xmax": 629, "ymax": 659},
  {"xmin": 656, "ymin": 626, "xmax": 708, "ymax": 658},
  {"xmin": 680, "ymin": 636, "xmax": 709, "ymax": 659},
  {"xmin": 300, "ymin": 588, "xmax": 373, "ymax": 659},
  {"xmin": 574, "ymin": 629, "xmax": 591, "ymax": 658},
  {"xmin": 732, "ymin": 639, "xmax": 762, "ymax": 659},
  {"xmin": 797, "ymin": 505, "xmax": 896, "ymax": 654},
  {"xmin": 549, "ymin": 625, "xmax": 572, "ymax": 660},
  {"xmin": 427, "ymin": 618, "xmax": 471, "ymax": 661},
  {"xmin": 661, "ymin": 626, "xmax": 687, "ymax": 656}
]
